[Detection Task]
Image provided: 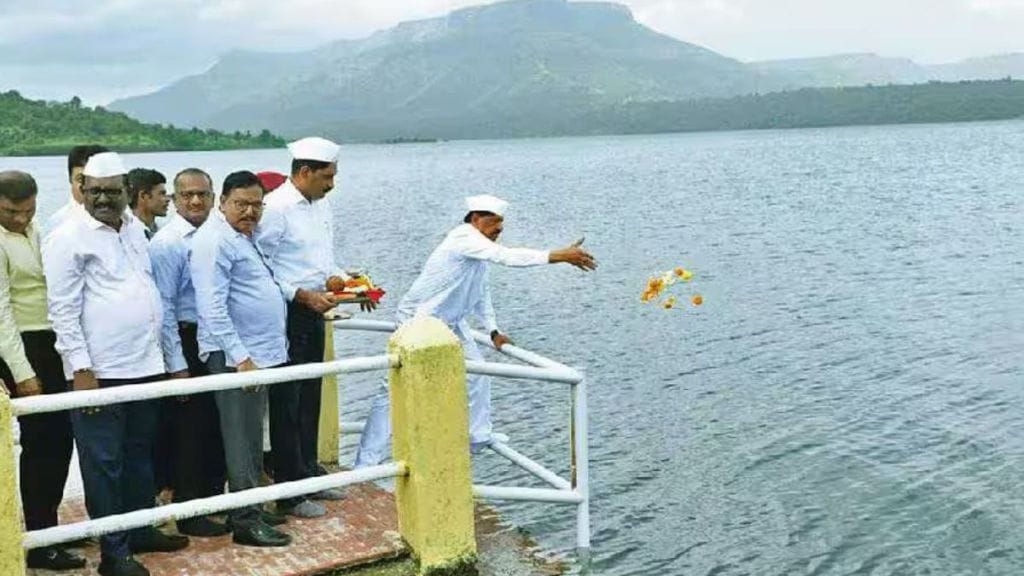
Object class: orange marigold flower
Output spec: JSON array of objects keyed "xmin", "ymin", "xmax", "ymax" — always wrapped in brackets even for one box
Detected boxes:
[
  {"xmin": 691, "ymin": 295, "xmax": 703, "ymax": 306},
  {"xmin": 663, "ymin": 296, "xmax": 677, "ymax": 309},
  {"xmin": 674, "ymin": 267, "xmax": 686, "ymax": 277}
]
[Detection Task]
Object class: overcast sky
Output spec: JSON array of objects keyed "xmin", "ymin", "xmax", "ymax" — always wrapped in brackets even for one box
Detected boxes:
[{"xmin": 2, "ymin": 0, "xmax": 1023, "ymax": 105}]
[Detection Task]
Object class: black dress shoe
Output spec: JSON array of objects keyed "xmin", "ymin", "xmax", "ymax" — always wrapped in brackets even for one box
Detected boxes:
[
  {"xmin": 232, "ymin": 522, "xmax": 292, "ymax": 547},
  {"xmin": 225, "ymin": 510, "xmax": 287, "ymax": 532},
  {"xmin": 177, "ymin": 516, "xmax": 230, "ymax": 537},
  {"xmin": 26, "ymin": 546, "xmax": 87, "ymax": 570},
  {"xmin": 129, "ymin": 527, "xmax": 190, "ymax": 553},
  {"xmin": 260, "ymin": 509, "xmax": 288, "ymax": 526},
  {"xmin": 98, "ymin": 556, "xmax": 150, "ymax": 576}
]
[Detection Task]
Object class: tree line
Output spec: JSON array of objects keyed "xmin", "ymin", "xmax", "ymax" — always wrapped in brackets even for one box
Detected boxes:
[
  {"xmin": 0, "ymin": 91, "xmax": 284, "ymax": 157},
  {"xmin": 565, "ymin": 79, "xmax": 1024, "ymax": 136}
]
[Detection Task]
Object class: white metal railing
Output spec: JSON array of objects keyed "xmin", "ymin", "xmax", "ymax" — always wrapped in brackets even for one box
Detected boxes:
[
  {"xmin": 8, "ymin": 358, "xmax": 408, "ymax": 551},
  {"xmin": 6, "ymin": 318, "xmax": 591, "ymax": 554},
  {"xmin": 11, "ymin": 355, "xmax": 396, "ymax": 416},
  {"xmin": 335, "ymin": 318, "xmax": 591, "ymax": 551},
  {"xmin": 24, "ymin": 464, "xmax": 404, "ymax": 550}
]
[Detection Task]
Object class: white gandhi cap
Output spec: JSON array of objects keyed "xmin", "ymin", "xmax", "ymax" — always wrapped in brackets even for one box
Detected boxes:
[
  {"xmin": 464, "ymin": 194, "xmax": 509, "ymax": 218},
  {"xmin": 82, "ymin": 152, "xmax": 128, "ymax": 178},
  {"xmin": 287, "ymin": 137, "xmax": 341, "ymax": 163}
]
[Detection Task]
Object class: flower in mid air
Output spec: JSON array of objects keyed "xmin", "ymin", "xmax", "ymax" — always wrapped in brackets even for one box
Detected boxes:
[{"xmin": 641, "ymin": 264, "xmax": 704, "ymax": 312}]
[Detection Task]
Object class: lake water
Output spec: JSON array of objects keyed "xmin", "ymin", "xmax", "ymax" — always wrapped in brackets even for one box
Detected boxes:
[{"xmin": 3, "ymin": 121, "xmax": 1024, "ymax": 575}]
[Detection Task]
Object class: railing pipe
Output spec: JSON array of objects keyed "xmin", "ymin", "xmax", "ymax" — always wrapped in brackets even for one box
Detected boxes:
[
  {"xmin": 473, "ymin": 485, "xmax": 584, "ymax": 504},
  {"xmin": 572, "ymin": 378, "xmax": 592, "ymax": 551},
  {"xmin": 12, "ymin": 354, "xmax": 397, "ymax": 416},
  {"xmin": 489, "ymin": 441, "xmax": 572, "ymax": 491},
  {"xmin": 464, "ymin": 360, "xmax": 582, "ymax": 384},
  {"xmin": 24, "ymin": 463, "xmax": 405, "ymax": 550}
]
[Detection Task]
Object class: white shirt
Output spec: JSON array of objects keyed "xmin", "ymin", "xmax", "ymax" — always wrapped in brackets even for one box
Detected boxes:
[
  {"xmin": 44, "ymin": 200, "xmax": 81, "ymax": 239},
  {"xmin": 256, "ymin": 180, "xmax": 341, "ymax": 301},
  {"xmin": 397, "ymin": 224, "xmax": 549, "ymax": 335},
  {"xmin": 43, "ymin": 209, "xmax": 165, "ymax": 379}
]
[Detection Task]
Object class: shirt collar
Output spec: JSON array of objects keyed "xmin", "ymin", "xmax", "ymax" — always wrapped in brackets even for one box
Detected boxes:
[
  {"xmin": 211, "ymin": 209, "xmax": 251, "ymax": 241},
  {"xmin": 168, "ymin": 213, "xmax": 200, "ymax": 237},
  {"xmin": 77, "ymin": 207, "xmax": 135, "ymax": 233},
  {"xmin": 277, "ymin": 179, "xmax": 312, "ymax": 206},
  {"xmin": 0, "ymin": 220, "xmax": 35, "ymax": 237}
]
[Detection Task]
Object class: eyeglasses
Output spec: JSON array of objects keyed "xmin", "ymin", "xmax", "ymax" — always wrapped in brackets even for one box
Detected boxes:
[
  {"xmin": 82, "ymin": 188, "xmax": 125, "ymax": 200},
  {"xmin": 175, "ymin": 190, "xmax": 212, "ymax": 201},
  {"xmin": 228, "ymin": 199, "xmax": 264, "ymax": 212}
]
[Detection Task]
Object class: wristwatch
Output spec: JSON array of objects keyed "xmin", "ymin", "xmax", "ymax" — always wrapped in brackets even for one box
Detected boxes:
[{"xmin": 490, "ymin": 330, "xmax": 500, "ymax": 340}]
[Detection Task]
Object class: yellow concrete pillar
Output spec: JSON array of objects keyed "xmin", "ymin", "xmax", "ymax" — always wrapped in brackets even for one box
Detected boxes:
[
  {"xmin": 318, "ymin": 321, "xmax": 340, "ymax": 465},
  {"xmin": 0, "ymin": 393, "xmax": 26, "ymax": 574},
  {"xmin": 390, "ymin": 317, "xmax": 477, "ymax": 575}
]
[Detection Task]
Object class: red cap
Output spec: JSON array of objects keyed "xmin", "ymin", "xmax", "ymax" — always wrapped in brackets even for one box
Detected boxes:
[{"xmin": 256, "ymin": 171, "xmax": 287, "ymax": 192}]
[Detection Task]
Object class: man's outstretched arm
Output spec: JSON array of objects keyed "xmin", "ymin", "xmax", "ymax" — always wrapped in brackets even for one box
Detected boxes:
[{"xmin": 548, "ymin": 238, "xmax": 597, "ymax": 271}]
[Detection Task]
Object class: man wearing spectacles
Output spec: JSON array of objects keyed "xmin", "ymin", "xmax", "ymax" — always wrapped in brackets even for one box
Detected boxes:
[
  {"xmin": 190, "ymin": 171, "xmax": 291, "ymax": 548},
  {"xmin": 43, "ymin": 152, "xmax": 189, "ymax": 576},
  {"xmin": 148, "ymin": 168, "xmax": 231, "ymax": 538}
]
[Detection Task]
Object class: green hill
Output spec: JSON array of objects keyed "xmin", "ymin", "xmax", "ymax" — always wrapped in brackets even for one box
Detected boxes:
[
  {"xmin": 109, "ymin": 0, "xmax": 781, "ymax": 141},
  {"xmin": 0, "ymin": 90, "xmax": 283, "ymax": 156},
  {"xmin": 565, "ymin": 79, "xmax": 1024, "ymax": 137}
]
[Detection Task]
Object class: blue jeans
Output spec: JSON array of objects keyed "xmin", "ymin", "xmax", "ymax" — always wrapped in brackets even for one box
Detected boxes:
[{"xmin": 70, "ymin": 375, "xmax": 161, "ymax": 560}]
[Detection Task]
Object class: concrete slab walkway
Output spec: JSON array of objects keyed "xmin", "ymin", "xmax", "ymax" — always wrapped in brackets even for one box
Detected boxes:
[{"xmin": 27, "ymin": 480, "xmax": 407, "ymax": 576}]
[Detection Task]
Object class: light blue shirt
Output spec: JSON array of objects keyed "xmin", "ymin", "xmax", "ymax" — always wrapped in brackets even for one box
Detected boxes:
[
  {"xmin": 190, "ymin": 211, "xmax": 288, "ymax": 369},
  {"xmin": 149, "ymin": 215, "xmax": 201, "ymax": 373}
]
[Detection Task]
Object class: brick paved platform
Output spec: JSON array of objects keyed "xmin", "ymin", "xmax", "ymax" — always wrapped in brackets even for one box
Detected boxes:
[{"xmin": 28, "ymin": 481, "xmax": 408, "ymax": 576}]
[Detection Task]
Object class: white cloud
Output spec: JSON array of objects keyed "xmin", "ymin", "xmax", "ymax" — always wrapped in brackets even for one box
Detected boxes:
[
  {"xmin": 634, "ymin": 0, "xmax": 744, "ymax": 22},
  {"xmin": 968, "ymin": 0, "xmax": 1024, "ymax": 11}
]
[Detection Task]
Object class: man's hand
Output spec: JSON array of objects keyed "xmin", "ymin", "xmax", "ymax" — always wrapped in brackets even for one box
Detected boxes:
[
  {"xmin": 73, "ymin": 369, "xmax": 99, "ymax": 392},
  {"xmin": 169, "ymin": 370, "xmax": 191, "ymax": 402},
  {"xmin": 549, "ymin": 237, "xmax": 597, "ymax": 271},
  {"xmin": 15, "ymin": 376, "xmax": 43, "ymax": 397},
  {"xmin": 296, "ymin": 288, "xmax": 338, "ymax": 314},
  {"xmin": 237, "ymin": 358, "xmax": 259, "ymax": 392},
  {"xmin": 491, "ymin": 332, "xmax": 512, "ymax": 350}
]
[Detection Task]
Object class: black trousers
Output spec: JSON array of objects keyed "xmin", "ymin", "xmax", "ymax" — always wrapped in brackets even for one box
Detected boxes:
[
  {"xmin": 0, "ymin": 330, "xmax": 74, "ymax": 532},
  {"xmin": 270, "ymin": 301, "xmax": 324, "ymax": 497},
  {"xmin": 170, "ymin": 323, "xmax": 226, "ymax": 503}
]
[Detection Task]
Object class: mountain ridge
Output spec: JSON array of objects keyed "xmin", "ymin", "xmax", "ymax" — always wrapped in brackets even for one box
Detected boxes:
[{"xmin": 108, "ymin": 0, "xmax": 1024, "ymax": 141}]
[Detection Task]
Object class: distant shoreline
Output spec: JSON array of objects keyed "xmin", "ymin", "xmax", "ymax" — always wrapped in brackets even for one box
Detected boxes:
[
  {"xmin": 3, "ymin": 116, "xmax": 1023, "ymax": 159},
  {"xmin": 4, "ymin": 79, "xmax": 1023, "ymax": 158}
]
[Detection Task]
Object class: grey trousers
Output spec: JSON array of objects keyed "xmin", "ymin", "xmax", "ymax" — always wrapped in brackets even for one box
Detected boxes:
[{"xmin": 207, "ymin": 352, "xmax": 268, "ymax": 529}]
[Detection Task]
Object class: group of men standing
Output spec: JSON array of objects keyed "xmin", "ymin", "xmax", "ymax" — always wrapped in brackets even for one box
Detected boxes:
[{"xmin": 0, "ymin": 136, "xmax": 596, "ymax": 576}]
